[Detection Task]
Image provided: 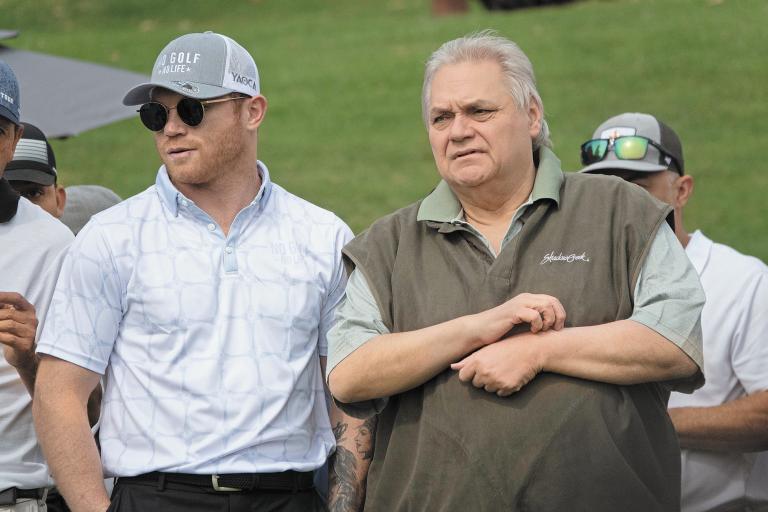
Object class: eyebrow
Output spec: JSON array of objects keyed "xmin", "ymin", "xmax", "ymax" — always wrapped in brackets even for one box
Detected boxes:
[{"xmin": 429, "ymin": 100, "xmax": 499, "ymax": 115}]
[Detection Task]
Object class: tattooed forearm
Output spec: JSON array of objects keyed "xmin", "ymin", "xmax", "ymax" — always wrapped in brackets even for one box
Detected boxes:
[
  {"xmin": 329, "ymin": 444, "xmax": 361, "ymax": 512},
  {"xmin": 328, "ymin": 415, "xmax": 377, "ymax": 512}
]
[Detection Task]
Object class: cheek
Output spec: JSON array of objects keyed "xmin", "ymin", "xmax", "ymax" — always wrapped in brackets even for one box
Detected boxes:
[{"xmin": 428, "ymin": 131, "xmax": 446, "ymax": 155}]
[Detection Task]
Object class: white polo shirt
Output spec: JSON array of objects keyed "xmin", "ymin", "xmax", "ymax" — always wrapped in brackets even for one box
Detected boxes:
[
  {"xmin": 668, "ymin": 230, "xmax": 768, "ymax": 511},
  {"xmin": 37, "ymin": 162, "xmax": 352, "ymax": 477},
  {"xmin": 1, "ymin": 195, "xmax": 72, "ymax": 490}
]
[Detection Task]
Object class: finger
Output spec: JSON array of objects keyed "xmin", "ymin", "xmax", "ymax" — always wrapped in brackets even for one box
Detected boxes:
[
  {"xmin": 537, "ymin": 304, "xmax": 556, "ymax": 331},
  {"xmin": 0, "ymin": 308, "xmax": 37, "ymax": 325},
  {"xmin": 450, "ymin": 356, "xmax": 469, "ymax": 370},
  {"xmin": 497, "ymin": 388, "xmax": 516, "ymax": 397},
  {"xmin": 0, "ymin": 319, "xmax": 36, "ymax": 337},
  {"xmin": 516, "ymin": 308, "xmax": 543, "ymax": 333},
  {"xmin": 0, "ymin": 332, "xmax": 34, "ymax": 349},
  {"xmin": 471, "ymin": 373, "xmax": 486, "ymax": 388},
  {"xmin": 457, "ymin": 362, "xmax": 476, "ymax": 383},
  {"xmin": 0, "ymin": 292, "xmax": 34, "ymax": 312},
  {"xmin": 484, "ymin": 383, "xmax": 498, "ymax": 393},
  {"xmin": 553, "ymin": 300, "xmax": 567, "ymax": 330}
]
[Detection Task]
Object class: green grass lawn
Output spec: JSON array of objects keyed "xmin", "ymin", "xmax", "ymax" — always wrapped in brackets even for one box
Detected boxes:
[{"xmin": 4, "ymin": 0, "xmax": 767, "ymax": 259}]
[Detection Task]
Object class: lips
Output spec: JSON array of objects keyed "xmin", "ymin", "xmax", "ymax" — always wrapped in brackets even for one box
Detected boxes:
[
  {"xmin": 451, "ymin": 148, "xmax": 482, "ymax": 160},
  {"xmin": 166, "ymin": 147, "xmax": 195, "ymax": 159}
]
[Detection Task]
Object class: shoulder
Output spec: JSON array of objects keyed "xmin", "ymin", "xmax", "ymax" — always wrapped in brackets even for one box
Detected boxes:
[
  {"xmin": 269, "ymin": 183, "xmax": 349, "ymax": 231},
  {"xmin": 564, "ymin": 172, "xmax": 664, "ymax": 204},
  {"xmin": 344, "ymin": 201, "xmax": 422, "ymax": 267},
  {"xmin": 355, "ymin": 201, "xmax": 421, "ymax": 241},
  {"xmin": 88, "ymin": 186, "xmax": 157, "ymax": 227},
  {"xmin": 16, "ymin": 198, "xmax": 73, "ymax": 248},
  {"xmin": 706, "ymin": 236, "xmax": 768, "ymax": 283},
  {"xmin": 561, "ymin": 172, "xmax": 670, "ymax": 222},
  {"xmin": 350, "ymin": 201, "xmax": 421, "ymax": 247}
]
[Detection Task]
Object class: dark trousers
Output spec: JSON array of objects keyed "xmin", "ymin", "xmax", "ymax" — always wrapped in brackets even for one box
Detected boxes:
[
  {"xmin": 45, "ymin": 488, "xmax": 70, "ymax": 512},
  {"xmin": 107, "ymin": 478, "xmax": 327, "ymax": 512}
]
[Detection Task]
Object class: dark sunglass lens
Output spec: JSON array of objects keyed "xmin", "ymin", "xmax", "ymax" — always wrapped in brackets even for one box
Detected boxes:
[
  {"xmin": 177, "ymin": 98, "xmax": 205, "ymax": 127},
  {"xmin": 139, "ymin": 103, "xmax": 168, "ymax": 131},
  {"xmin": 581, "ymin": 140, "xmax": 608, "ymax": 165}
]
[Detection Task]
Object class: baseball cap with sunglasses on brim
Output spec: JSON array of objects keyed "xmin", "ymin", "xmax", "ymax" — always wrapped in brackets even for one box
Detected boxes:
[{"xmin": 578, "ymin": 113, "xmax": 684, "ymax": 175}]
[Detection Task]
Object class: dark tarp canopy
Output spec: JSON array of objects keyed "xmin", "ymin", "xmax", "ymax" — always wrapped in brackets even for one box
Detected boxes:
[{"xmin": 0, "ymin": 30, "xmax": 147, "ymax": 138}]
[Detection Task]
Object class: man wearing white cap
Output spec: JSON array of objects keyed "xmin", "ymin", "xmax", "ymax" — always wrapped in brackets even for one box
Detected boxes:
[
  {"xmin": 1, "ymin": 60, "xmax": 73, "ymax": 512},
  {"xmin": 33, "ymin": 32, "xmax": 356, "ymax": 512},
  {"xmin": 580, "ymin": 113, "xmax": 768, "ymax": 512}
]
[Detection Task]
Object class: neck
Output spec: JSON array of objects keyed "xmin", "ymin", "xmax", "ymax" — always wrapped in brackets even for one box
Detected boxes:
[
  {"xmin": 674, "ymin": 209, "xmax": 690, "ymax": 248},
  {"xmin": 454, "ymin": 164, "xmax": 536, "ymax": 229},
  {"xmin": 174, "ymin": 161, "xmax": 262, "ymax": 235}
]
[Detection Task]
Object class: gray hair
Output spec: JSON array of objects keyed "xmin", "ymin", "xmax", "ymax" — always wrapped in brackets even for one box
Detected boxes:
[{"xmin": 421, "ymin": 30, "xmax": 552, "ymax": 149}]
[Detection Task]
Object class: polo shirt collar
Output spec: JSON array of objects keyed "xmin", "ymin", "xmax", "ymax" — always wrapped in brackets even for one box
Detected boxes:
[
  {"xmin": 684, "ymin": 230, "xmax": 712, "ymax": 275},
  {"xmin": 155, "ymin": 160, "xmax": 273, "ymax": 217},
  {"xmin": 0, "ymin": 177, "xmax": 20, "ymax": 223},
  {"xmin": 416, "ymin": 146, "xmax": 564, "ymax": 223}
]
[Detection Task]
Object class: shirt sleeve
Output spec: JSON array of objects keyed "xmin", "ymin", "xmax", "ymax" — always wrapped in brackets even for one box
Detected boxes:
[
  {"xmin": 317, "ymin": 220, "xmax": 355, "ymax": 357},
  {"xmin": 326, "ymin": 268, "xmax": 390, "ymax": 418},
  {"xmin": 730, "ymin": 269, "xmax": 768, "ymax": 394},
  {"xmin": 629, "ymin": 223, "xmax": 705, "ymax": 391},
  {"xmin": 36, "ymin": 220, "xmax": 124, "ymax": 374}
]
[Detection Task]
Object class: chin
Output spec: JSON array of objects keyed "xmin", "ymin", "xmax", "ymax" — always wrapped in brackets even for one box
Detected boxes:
[
  {"xmin": 165, "ymin": 165, "xmax": 208, "ymax": 186},
  {"xmin": 443, "ymin": 167, "xmax": 493, "ymax": 189}
]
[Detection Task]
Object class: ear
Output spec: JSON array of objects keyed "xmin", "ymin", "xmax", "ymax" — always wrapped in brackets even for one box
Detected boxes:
[
  {"xmin": 54, "ymin": 185, "xmax": 67, "ymax": 218},
  {"xmin": 244, "ymin": 95, "xmax": 268, "ymax": 130},
  {"xmin": 674, "ymin": 174, "xmax": 694, "ymax": 208},
  {"xmin": 527, "ymin": 100, "xmax": 543, "ymax": 141}
]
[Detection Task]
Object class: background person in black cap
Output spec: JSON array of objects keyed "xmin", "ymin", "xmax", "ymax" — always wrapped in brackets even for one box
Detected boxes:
[
  {"xmin": 5, "ymin": 122, "xmax": 67, "ymax": 219},
  {"xmin": 0, "ymin": 59, "xmax": 73, "ymax": 512},
  {"xmin": 580, "ymin": 112, "xmax": 768, "ymax": 512}
]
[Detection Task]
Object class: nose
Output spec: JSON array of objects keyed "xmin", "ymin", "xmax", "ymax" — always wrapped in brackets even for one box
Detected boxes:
[
  {"xmin": 162, "ymin": 107, "xmax": 187, "ymax": 137},
  {"xmin": 449, "ymin": 112, "xmax": 473, "ymax": 142}
]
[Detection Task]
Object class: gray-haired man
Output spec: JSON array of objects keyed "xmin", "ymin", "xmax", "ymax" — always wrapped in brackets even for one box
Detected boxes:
[{"xmin": 327, "ymin": 33, "xmax": 706, "ymax": 511}]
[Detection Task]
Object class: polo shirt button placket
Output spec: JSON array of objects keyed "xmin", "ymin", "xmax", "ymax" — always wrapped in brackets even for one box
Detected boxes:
[{"xmin": 223, "ymin": 243, "xmax": 238, "ymax": 273}]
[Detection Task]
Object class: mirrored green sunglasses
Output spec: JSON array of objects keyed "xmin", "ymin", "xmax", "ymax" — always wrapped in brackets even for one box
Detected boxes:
[{"xmin": 580, "ymin": 135, "xmax": 681, "ymax": 173}]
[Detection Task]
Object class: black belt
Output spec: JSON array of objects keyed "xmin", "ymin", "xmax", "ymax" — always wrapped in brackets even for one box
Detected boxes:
[
  {"xmin": 119, "ymin": 470, "xmax": 315, "ymax": 492},
  {"xmin": 0, "ymin": 487, "xmax": 47, "ymax": 506}
]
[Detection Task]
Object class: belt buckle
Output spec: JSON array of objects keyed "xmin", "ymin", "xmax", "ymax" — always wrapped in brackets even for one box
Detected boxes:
[{"xmin": 211, "ymin": 475, "xmax": 241, "ymax": 492}]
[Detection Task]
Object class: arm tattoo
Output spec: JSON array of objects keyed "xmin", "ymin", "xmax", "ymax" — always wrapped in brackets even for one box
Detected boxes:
[
  {"xmin": 328, "ymin": 417, "xmax": 378, "ymax": 512},
  {"xmin": 355, "ymin": 416, "xmax": 377, "ymax": 461}
]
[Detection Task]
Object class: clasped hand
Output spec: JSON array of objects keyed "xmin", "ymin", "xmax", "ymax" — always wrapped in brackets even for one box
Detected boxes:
[{"xmin": 452, "ymin": 293, "xmax": 566, "ymax": 397}]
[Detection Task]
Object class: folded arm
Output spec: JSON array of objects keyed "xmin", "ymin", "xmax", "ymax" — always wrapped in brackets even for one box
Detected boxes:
[
  {"xmin": 328, "ymin": 288, "xmax": 565, "ymax": 403},
  {"xmin": 453, "ymin": 319, "xmax": 698, "ymax": 395}
]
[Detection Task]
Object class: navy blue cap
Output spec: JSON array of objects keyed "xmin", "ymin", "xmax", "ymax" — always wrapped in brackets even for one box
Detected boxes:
[{"xmin": 0, "ymin": 60, "xmax": 20, "ymax": 125}]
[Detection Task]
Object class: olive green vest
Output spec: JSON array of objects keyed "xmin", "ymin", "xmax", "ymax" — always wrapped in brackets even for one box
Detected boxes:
[{"xmin": 344, "ymin": 172, "xmax": 680, "ymax": 512}]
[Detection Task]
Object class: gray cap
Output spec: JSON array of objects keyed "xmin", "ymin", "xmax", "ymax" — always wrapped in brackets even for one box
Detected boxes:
[
  {"xmin": 60, "ymin": 185, "xmax": 122, "ymax": 235},
  {"xmin": 5, "ymin": 122, "xmax": 57, "ymax": 185},
  {"xmin": 0, "ymin": 59, "xmax": 20, "ymax": 125},
  {"xmin": 123, "ymin": 31, "xmax": 260, "ymax": 105},
  {"xmin": 579, "ymin": 113, "xmax": 684, "ymax": 175}
]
